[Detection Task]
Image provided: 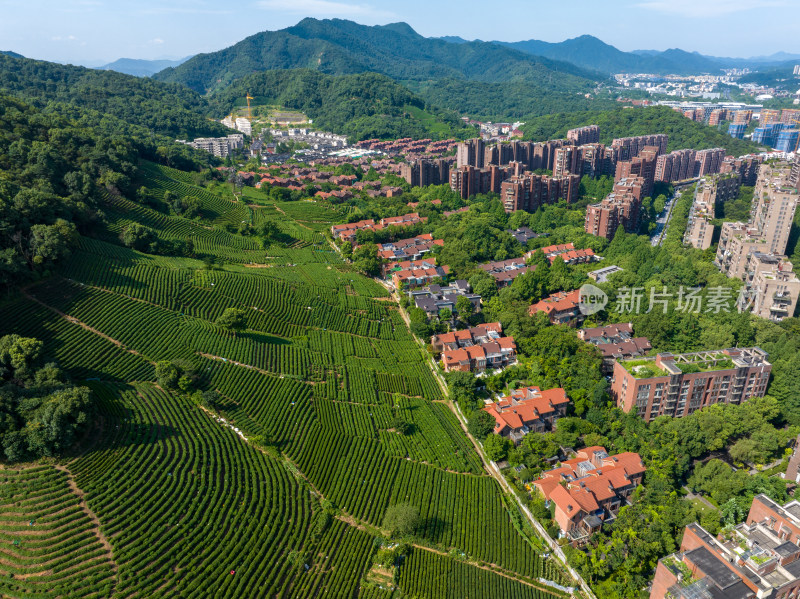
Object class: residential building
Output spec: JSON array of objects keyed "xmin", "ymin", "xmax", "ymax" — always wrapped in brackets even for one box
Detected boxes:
[
  {"xmin": 234, "ymin": 117, "xmax": 252, "ymax": 136},
  {"xmin": 331, "ymin": 219, "xmax": 379, "ymax": 243},
  {"xmin": 611, "ymin": 347, "xmax": 772, "ymax": 421},
  {"xmin": 377, "ymin": 233, "xmax": 443, "ymax": 261},
  {"xmin": 385, "ymin": 258, "xmax": 450, "ymax": 290},
  {"xmin": 400, "ymin": 158, "xmax": 450, "ymax": 187},
  {"xmin": 684, "ymin": 175, "xmax": 740, "ymax": 250},
  {"xmin": 409, "ymin": 280, "xmax": 481, "ymax": 318},
  {"xmin": 478, "ymin": 258, "xmax": 535, "ymax": 287},
  {"xmin": 721, "ymin": 155, "xmax": 764, "ymax": 186},
  {"xmin": 716, "ymin": 163, "xmax": 800, "ymax": 281},
  {"xmin": 431, "ymin": 322, "xmax": 503, "ymax": 353},
  {"xmin": 578, "ymin": 323, "xmax": 652, "ymax": 374},
  {"xmin": 611, "ymin": 134, "xmax": 668, "ymax": 160},
  {"xmin": 585, "ymin": 181, "xmax": 643, "ymax": 239},
  {"xmin": 655, "ymin": 149, "xmax": 697, "ymax": 183},
  {"xmin": 485, "ymin": 386, "xmax": 571, "ymax": 443},
  {"xmin": 500, "ymin": 173, "xmax": 580, "ymax": 212},
  {"xmin": 615, "ymin": 149, "xmax": 659, "ymax": 199},
  {"xmin": 380, "ymin": 213, "xmax": 427, "ymax": 228},
  {"xmin": 737, "ymin": 253, "xmax": 800, "ymax": 321},
  {"xmin": 567, "ymin": 125, "xmax": 600, "ymax": 145},
  {"xmin": 651, "ymin": 495, "xmax": 800, "ymax": 599},
  {"xmin": 729, "ymin": 122, "xmax": 747, "ymax": 139},
  {"xmin": 754, "ymin": 122, "xmax": 788, "ymax": 147},
  {"xmin": 776, "ymin": 129, "xmax": 800, "ymax": 153},
  {"xmin": 436, "ymin": 324, "xmax": 517, "ymax": 373},
  {"xmin": 450, "ymin": 164, "xmax": 515, "ymax": 199},
  {"xmin": 456, "ymin": 138, "xmax": 485, "ymax": 168},
  {"xmin": 530, "ymin": 242, "xmax": 597, "ymax": 265},
  {"xmin": 529, "ymin": 289, "xmax": 582, "ymax": 326},
  {"xmin": 694, "ymin": 148, "xmax": 727, "ymax": 177},
  {"xmin": 181, "ymin": 134, "xmax": 244, "ymax": 157},
  {"xmin": 533, "ymin": 447, "xmax": 646, "ymax": 543}
]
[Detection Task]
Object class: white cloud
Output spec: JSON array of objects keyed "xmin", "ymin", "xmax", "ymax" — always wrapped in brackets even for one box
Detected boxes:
[
  {"xmin": 637, "ymin": 0, "xmax": 787, "ymax": 17},
  {"xmin": 255, "ymin": 0, "xmax": 394, "ymax": 17},
  {"xmin": 149, "ymin": 38, "xmax": 165, "ymax": 45},
  {"xmin": 51, "ymin": 35, "xmax": 79, "ymax": 42}
]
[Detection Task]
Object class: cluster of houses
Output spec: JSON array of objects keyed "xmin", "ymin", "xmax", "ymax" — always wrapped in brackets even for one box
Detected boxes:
[
  {"xmin": 431, "ymin": 322, "xmax": 517, "ymax": 373},
  {"xmin": 530, "ymin": 242, "xmax": 597, "ymax": 266},
  {"xmin": 354, "ymin": 137, "xmax": 459, "ymax": 160},
  {"xmin": 330, "ymin": 213, "xmax": 427, "ymax": 243}
]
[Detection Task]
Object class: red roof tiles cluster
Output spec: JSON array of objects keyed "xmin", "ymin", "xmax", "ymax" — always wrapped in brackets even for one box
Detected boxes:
[
  {"xmin": 529, "ymin": 289, "xmax": 582, "ymax": 325},
  {"xmin": 484, "ymin": 386, "xmax": 571, "ymax": 437},
  {"xmin": 533, "ymin": 447, "xmax": 646, "ymax": 536}
]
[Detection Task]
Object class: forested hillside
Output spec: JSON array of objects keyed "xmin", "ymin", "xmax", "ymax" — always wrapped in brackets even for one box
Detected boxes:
[
  {"xmin": 0, "ymin": 54, "xmax": 226, "ymax": 138},
  {"xmin": 210, "ymin": 70, "xmax": 472, "ymax": 141},
  {"xmin": 154, "ymin": 18, "xmax": 601, "ymax": 94},
  {"xmin": 521, "ymin": 106, "xmax": 762, "ymax": 154},
  {"xmin": 406, "ymin": 78, "xmax": 619, "ymax": 120}
]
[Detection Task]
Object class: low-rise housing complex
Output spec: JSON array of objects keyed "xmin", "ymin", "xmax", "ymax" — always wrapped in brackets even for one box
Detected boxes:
[
  {"xmin": 529, "ymin": 289, "xmax": 583, "ymax": 326},
  {"xmin": 530, "ymin": 243, "xmax": 597, "ymax": 265},
  {"xmin": 611, "ymin": 347, "xmax": 772, "ymax": 421},
  {"xmin": 533, "ymin": 447, "xmax": 646, "ymax": 544},
  {"xmin": 484, "ymin": 386, "xmax": 571, "ymax": 443},
  {"xmin": 651, "ymin": 495, "xmax": 800, "ymax": 599},
  {"xmin": 478, "ymin": 258, "xmax": 535, "ymax": 287},
  {"xmin": 409, "ymin": 281, "xmax": 480, "ymax": 318},
  {"xmin": 377, "ymin": 233, "xmax": 442, "ymax": 261},
  {"xmin": 433, "ymin": 323, "xmax": 517, "ymax": 373},
  {"xmin": 578, "ymin": 323, "xmax": 652, "ymax": 374}
]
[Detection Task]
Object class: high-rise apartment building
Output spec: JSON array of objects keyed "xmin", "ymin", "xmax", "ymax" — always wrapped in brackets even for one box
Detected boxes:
[
  {"xmin": 400, "ymin": 158, "xmax": 450, "ymax": 187},
  {"xmin": 500, "ymin": 173, "xmax": 580, "ymax": 212},
  {"xmin": 694, "ymin": 148, "xmax": 727, "ymax": 177},
  {"xmin": 456, "ymin": 138, "xmax": 485, "ymax": 168},
  {"xmin": 584, "ymin": 178, "xmax": 645, "ymax": 239},
  {"xmin": 761, "ymin": 108, "xmax": 782, "ymax": 125},
  {"xmin": 611, "ymin": 134, "xmax": 668, "ymax": 161},
  {"xmin": 720, "ymin": 155, "xmax": 764, "ymax": 186},
  {"xmin": 616, "ymin": 146, "xmax": 659, "ymax": 198},
  {"xmin": 655, "ymin": 149, "xmax": 697, "ymax": 183},
  {"xmin": 715, "ymin": 163, "xmax": 800, "ymax": 320},
  {"xmin": 684, "ymin": 175, "xmax": 739, "ymax": 250},
  {"xmin": 611, "ymin": 347, "xmax": 771, "ymax": 421},
  {"xmin": 566, "ymin": 125, "xmax": 600, "ymax": 145},
  {"xmin": 738, "ymin": 253, "xmax": 800, "ymax": 322}
]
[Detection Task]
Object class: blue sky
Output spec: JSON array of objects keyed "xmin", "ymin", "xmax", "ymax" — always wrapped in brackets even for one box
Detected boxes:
[{"xmin": 2, "ymin": 0, "xmax": 798, "ymax": 65}]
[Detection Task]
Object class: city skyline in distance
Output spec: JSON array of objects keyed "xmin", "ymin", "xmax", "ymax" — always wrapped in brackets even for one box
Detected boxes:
[{"xmin": 2, "ymin": 0, "xmax": 799, "ymax": 67}]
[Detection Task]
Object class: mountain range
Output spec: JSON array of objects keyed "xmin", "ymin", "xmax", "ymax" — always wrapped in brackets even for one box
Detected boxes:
[
  {"xmin": 98, "ymin": 56, "xmax": 192, "ymax": 77},
  {"xmin": 153, "ymin": 18, "xmax": 601, "ymax": 94}
]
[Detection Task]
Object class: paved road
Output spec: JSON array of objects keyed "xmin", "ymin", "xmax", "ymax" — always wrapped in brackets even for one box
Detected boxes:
[{"xmin": 650, "ymin": 191, "xmax": 680, "ymax": 247}]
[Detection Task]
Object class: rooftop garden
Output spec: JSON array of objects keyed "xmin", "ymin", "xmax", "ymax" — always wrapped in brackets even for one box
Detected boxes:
[
  {"xmin": 622, "ymin": 359, "xmax": 668, "ymax": 379},
  {"xmin": 674, "ymin": 357, "xmax": 735, "ymax": 374}
]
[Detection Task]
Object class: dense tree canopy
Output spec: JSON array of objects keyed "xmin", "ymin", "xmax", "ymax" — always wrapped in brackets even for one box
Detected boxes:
[{"xmin": 0, "ymin": 335, "xmax": 92, "ymax": 461}]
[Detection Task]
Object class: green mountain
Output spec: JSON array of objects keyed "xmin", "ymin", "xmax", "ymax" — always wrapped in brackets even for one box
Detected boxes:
[
  {"xmin": 498, "ymin": 35, "xmax": 725, "ymax": 75},
  {"xmin": 520, "ymin": 106, "xmax": 761, "ymax": 155},
  {"xmin": 99, "ymin": 56, "xmax": 192, "ymax": 77},
  {"xmin": 1, "ymin": 50, "xmax": 23, "ymax": 59},
  {"xmin": 210, "ymin": 69, "xmax": 471, "ymax": 141},
  {"xmin": 0, "ymin": 54, "xmax": 227, "ymax": 139},
  {"xmin": 153, "ymin": 18, "xmax": 602, "ymax": 94}
]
